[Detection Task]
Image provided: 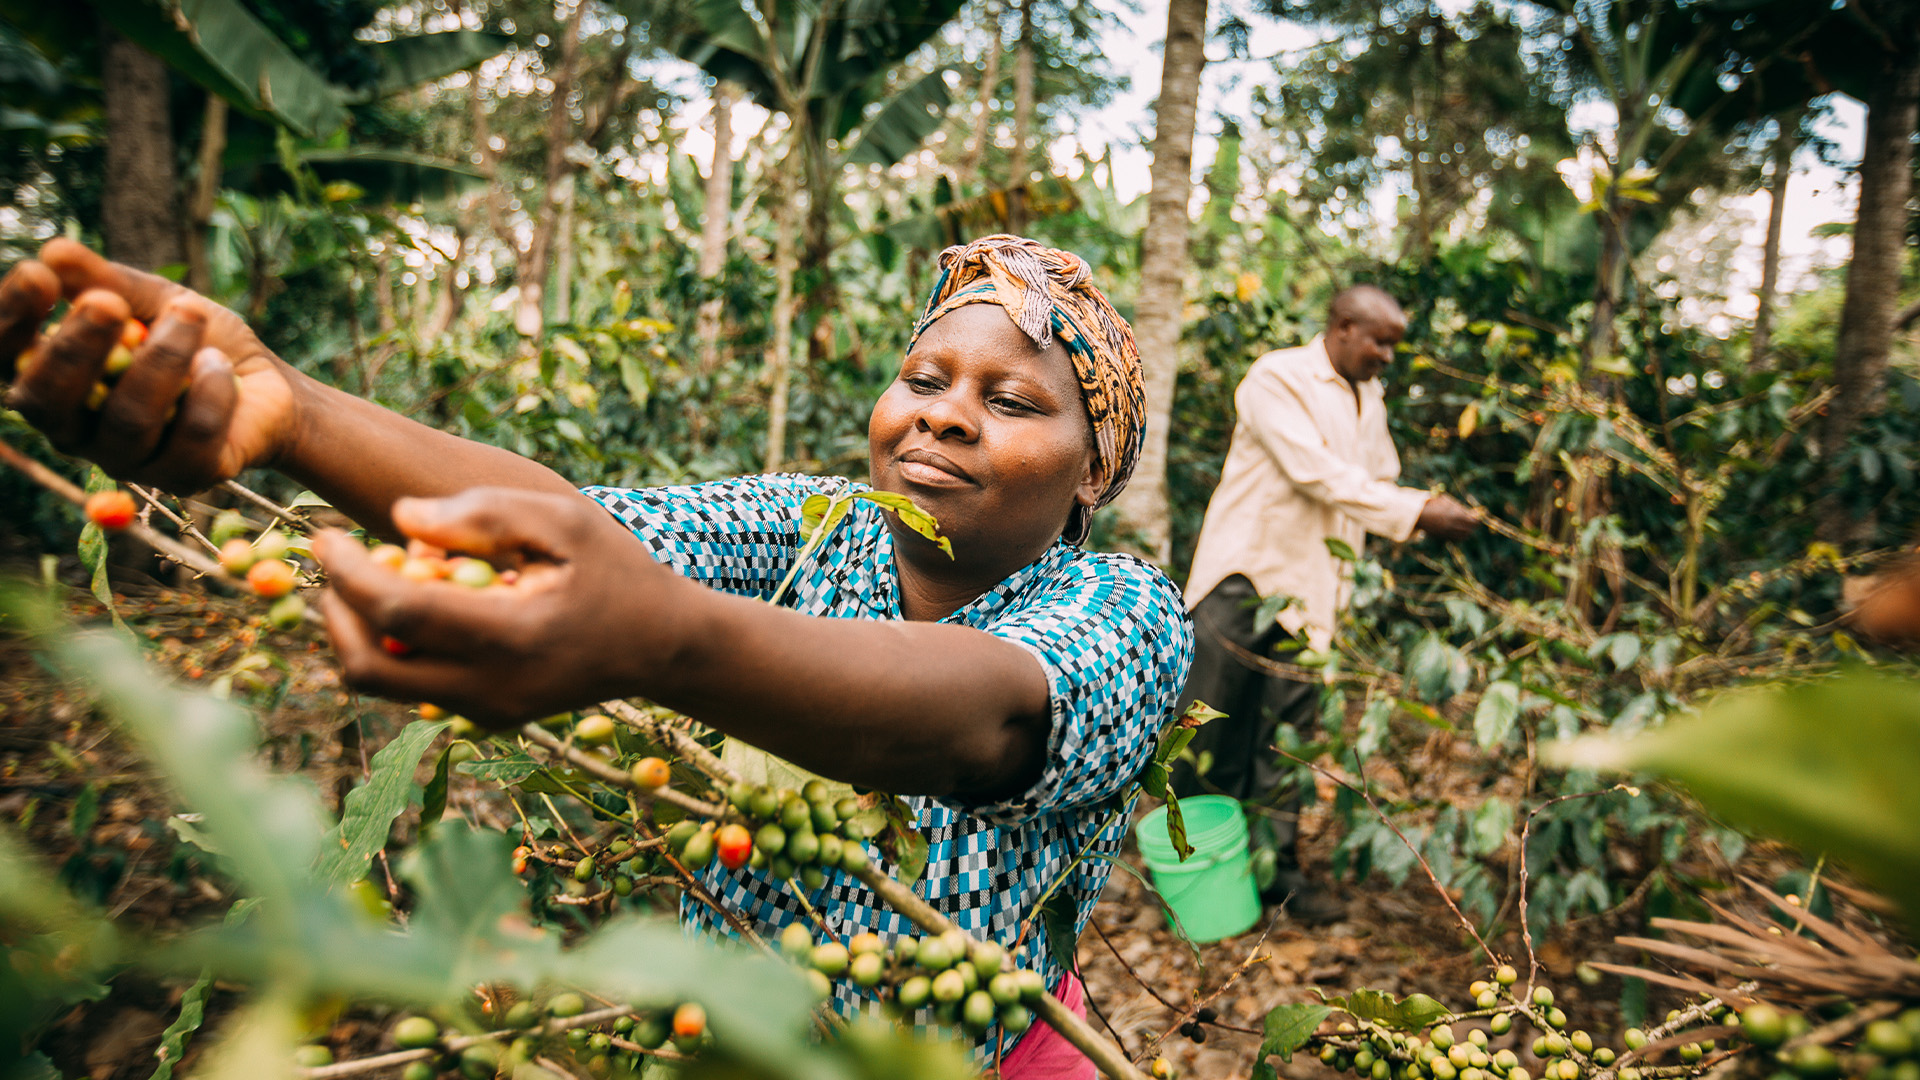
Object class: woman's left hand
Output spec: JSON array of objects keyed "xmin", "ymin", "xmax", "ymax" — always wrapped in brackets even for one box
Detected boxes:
[{"xmin": 312, "ymin": 487, "xmax": 679, "ymax": 727}]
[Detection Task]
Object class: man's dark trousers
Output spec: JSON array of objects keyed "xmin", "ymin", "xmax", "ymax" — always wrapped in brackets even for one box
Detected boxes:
[{"xmin": 1170, "ymin": 574, "xmax": 1318, "ymax": 872}]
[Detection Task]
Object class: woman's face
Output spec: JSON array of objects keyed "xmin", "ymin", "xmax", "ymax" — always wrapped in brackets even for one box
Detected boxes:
[{"xmin": 868, "ymin": 303, "xmax": 1100, "ymax": 572}]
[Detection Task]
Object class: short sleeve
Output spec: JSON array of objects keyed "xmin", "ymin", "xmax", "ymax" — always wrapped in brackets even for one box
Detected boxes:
[
  {"xmin": 583, "ymin": 474, "xmax": 831, "ymax": 599},
  {"xmin": 945, "ymin": 553, "xmax": 1194, "ymax": 825}
]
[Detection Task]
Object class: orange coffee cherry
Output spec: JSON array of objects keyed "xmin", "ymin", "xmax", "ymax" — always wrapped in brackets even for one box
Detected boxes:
[
  {"xmin": 246, "ymin": 559, "xmax": 297, "ymax": 599},
  {"xmin": 84, "ymin": 490, "xmax": 137, "ymax": 531}
]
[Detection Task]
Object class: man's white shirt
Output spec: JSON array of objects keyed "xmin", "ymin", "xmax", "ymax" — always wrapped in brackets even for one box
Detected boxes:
[{"xmin": 1184, "ymin": 335, "xmax": 1429, "ymax": 650}]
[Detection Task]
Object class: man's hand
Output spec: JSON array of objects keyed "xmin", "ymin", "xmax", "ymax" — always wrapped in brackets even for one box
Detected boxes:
[
  {"xmin": 1416, "ymin": 495, "xmax": 1479, "ymax": 542},
  {"xmin": 1, "ymin": 239, "xmax": 299, "ymax": 492},
  {"xmin": 313, "ymin": 487, "xmax": 679, "ymax": 728}
]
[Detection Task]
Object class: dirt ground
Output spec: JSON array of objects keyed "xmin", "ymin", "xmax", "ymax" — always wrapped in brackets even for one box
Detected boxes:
[{"xmin": 5, "ymin": 578, "xmax": 1682, "ymax": 1080}]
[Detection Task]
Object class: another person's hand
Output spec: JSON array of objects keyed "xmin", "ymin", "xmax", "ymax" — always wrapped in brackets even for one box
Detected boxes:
[
  {"xmin": 1416, "ymin": 495, "xmax": 1479, "ymax": 542},
  {"xmin": 1, "ymin": 239, "xmax": 298, "ymax": 492},
  {"xmin": 312, "ymin": 487, "xmax": 676, "ymax": 728}
]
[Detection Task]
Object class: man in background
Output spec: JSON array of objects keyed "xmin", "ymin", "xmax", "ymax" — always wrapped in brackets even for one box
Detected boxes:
[{"xmin": 1174, "ymin": 284, "xmax": 1478, "ymax": 922}]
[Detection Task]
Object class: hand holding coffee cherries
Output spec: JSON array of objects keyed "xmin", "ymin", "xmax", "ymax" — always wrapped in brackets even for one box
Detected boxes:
[
  {"xmin": 1, "ymin": 239, "xmax": 301, "ymax": 492},
  {"xmin": 311, "ymin": 486, "xmax": 682, "ymax": 729}
]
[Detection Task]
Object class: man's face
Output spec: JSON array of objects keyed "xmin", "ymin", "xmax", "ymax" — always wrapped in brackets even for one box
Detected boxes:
[{"xmin": 1325, "ymin": 308, "xmax": 1407, "ymax": 385}]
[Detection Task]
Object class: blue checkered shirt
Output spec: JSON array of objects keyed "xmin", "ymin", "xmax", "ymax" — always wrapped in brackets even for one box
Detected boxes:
[{"xmin": 585, "ymin": 474, "xmax": 1193, "ymax": 1058}]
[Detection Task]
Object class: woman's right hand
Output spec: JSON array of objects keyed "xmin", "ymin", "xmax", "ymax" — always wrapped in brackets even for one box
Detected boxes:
[{"xmin": 0, "ymin": 238, "xmax": 299, "ymax": 493}]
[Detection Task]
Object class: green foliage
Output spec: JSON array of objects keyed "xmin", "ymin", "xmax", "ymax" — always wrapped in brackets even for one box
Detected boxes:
[
  {"xmin": 1317, "ymin": 989, "xmax": 1451, "ymax": 1032},
  {"xmin": 1558, "ymin": 671, "xmax": 1920, "ymax": 927},
  {"xmin": 0, "ymin": 581, "xmax": 974, "ymax": 1078},
  {"xmin": 314, "ymin": 718, "xmax": 450, "ymax": 888},
  {"xmin": 1251, "ymin": 1002, "xmax": 1333, "ymax": 1078},
  {"xmin": 91, "ymin": 0, "xmax": 349, "ymax": 137}
]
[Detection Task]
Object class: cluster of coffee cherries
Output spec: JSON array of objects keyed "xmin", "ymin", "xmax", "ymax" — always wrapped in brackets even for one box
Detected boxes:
[
  {"xmin": 292, "ymin": 991, "xmax": 710, "ymax": 1078},
  {"xmin": 664, "ymin": 778, "xmax": 875, "ymax": 888},
  {"xmin": 202, "ymin": 510, "xmax": 311, "ymax": 625},
  {"xmin": 1711, "ymin": 1000, "xmax": 1920, "ymax": 1080},
  {"xmin": 776, "ymin": 922, "xmax": 1046, "ymax": 1036},
  {"xmin": 511, "ymin": 833, "xmax": 662, "ymax": 900},
  {"xmin": 1312, "ymin": 972, "xmax": 1589, "ymax": 1080},
  {"xmin": 360, "ymin": 537, "xmax": 518, "ymax": 655}
]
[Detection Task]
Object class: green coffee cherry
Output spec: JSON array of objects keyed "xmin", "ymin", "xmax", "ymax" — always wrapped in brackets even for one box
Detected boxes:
[
  {"xmin": 805, "ymin": 969, "xmax": 833, "ymax": 1001},
  {"xmin": 666, "ymin": 820, "xmax": 701, "ymax": 852},
  {"xmin": 898, "ymin": 975, "xmax": 933, "ymax": 1010},
  {"xmin": 393, "ymin": 1016, "xmax": 440, "ymax": 1049},
  {"xmin": 916, "ymin": 938, "xmax": 953, "ymax": 971},
  {"xmin": 460, "ymin": 1043, "xmax": 501, "ymax": 1080},
  {"xmin": 1532, "ymin": 986, "xmax": 1555, "ymax": 1007},
  {"xmin": 549, "ymin": 992, "xmax": 586, "ymax": 1018},
  {"xmin": 681, "ymin": 829, "xmax": 715, "ymax": 869},
  {"xmin": 634, "ymin": 1014, "xmax": 669, "ymax": 1049},
  {"xmin": 1742, "ymin": 1005, "xmax": 1788, "ymax": 1050},
  {"xmin": 1789, "ymin": 1046, "xmax": 1841, "ymax": 1079},
  {"xmin": 1001, "ymin": 1003, "xmax": 1033, "ymax": 1034},
  {"xmin": 988, "ymin": 973, "xmax": 1022, "ymax": 1006},
  {"xmin": 812, "ymin": 942, "xmax": 850, "ymax": 976},
  {"xmin": 1868, "ymin": 1020, "xmax": 1916, "ymax": 1059},
  {"xmin": 1495, "ymin": 965, "xmax": 1518, "ymax": 986},
  {"xmin": 850, "ymin": 951, "xmax": 885, "ymax": 986},
  {"xmin": 293, "ymin": 1046, "xmax": 333, "ymax": 1068},
  {"xmin": 964, "ymin": 990, "xmax": 997, "ymax": 1032},
  {"xmin": 749, "ymin": 788, "xmax": 779, "ymax": 820},
  {"xmin": 787, "ymin": 829, "xmax": 820, "ymax": 864},
  {"xmin": 971, "ymin": 940, "xmax": 1006, "ymax": 980},
  {"xmin": 1014, "ymin": 968, "xmax": 1045, "ymax": 1001},
  {"xmin": 932, "ymin": 969, "xmax": 967, "ymax": 1004}
]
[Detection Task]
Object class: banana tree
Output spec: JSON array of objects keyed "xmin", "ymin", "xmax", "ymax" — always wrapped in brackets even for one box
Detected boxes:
[
  {"xmin": 636, "ymin": 0, "xmax": 965, "ymax": 464},
  {"xmin": 4, "ymin": 0, "xmax": 504, "ymax": 257},
  {"xmin": 644, "ymin": 0, "xmax": 968, "ymax": 291}
]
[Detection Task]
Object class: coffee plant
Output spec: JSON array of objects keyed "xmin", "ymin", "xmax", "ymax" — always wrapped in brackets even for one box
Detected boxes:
[{"xmin": 0, "ymin": 443, "xmax": 1912, "ymax": 1068}]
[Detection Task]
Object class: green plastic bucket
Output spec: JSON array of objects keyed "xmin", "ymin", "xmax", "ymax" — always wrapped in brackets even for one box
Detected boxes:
[{"xmin": 1135, "ymin": 795, "xmax": 1260, "ymax": 942}]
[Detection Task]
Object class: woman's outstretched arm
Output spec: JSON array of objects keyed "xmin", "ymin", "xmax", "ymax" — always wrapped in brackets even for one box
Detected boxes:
[
  {"xmin": 312, "ymin": 488, "xmax": 1057, "ymax": 801},
  {"xmin": 1, "ymin": 239, "xmax": 585, "ymax": 537}
]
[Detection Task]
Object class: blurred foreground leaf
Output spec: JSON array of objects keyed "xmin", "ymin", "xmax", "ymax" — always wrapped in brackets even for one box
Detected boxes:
[{"xmin": 1552, "ymin": 671, "xmax": 1920, "ymax": 925}]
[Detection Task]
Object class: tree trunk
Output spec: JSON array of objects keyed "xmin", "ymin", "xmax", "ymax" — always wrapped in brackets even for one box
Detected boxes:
[
  {"xmin": 185, "ymin": 94, "xmax": 227, "ymax": 295},
  {"xmin": 766, "ymin": 173, "xmax": 798, "ymax": 472},
  {"xmin": 424, "ymin": 225, "xmax": 468, "ymax": 339},
  {"xmin": 697, "ymin": 81, "xmax": 737, "ymax": 373},
  {"xmin": 554, "ymin": 173, "xmax": 577, "ymax": 327},
  {"xmin": 1007, "ymin": 0, "xmax": 1035, "ymax": 233},
  {"xmin": 100, "ymin": 27, "xmax": 184, "ymax": 272},
  {"xmin": 1105, "ymin": 0, "xmax": 1208, "ymax": 563},
  {"xmin": 1750, "ymin": 120, "xmax": 1795, "ymax": 369},
  {"xmin": 511, "ymin": 1, "xmax": 585, "ymax": 339},
  {"xmin": 956, "ymin": 0, "xmax": 1002, "ymax": 191},
  {"xmin": 1585, "ymin": 196, "xmax": 1628, "ymax": 365},
  {"xmin": 1819, "ymin": 42, "xmax": 1920, "ymax": 543}
]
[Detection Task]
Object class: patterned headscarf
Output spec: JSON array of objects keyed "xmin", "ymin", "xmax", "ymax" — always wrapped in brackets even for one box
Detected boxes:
[{"xmin": 907, "ymin": 235, "xmax": 1146, "ymax": 545}]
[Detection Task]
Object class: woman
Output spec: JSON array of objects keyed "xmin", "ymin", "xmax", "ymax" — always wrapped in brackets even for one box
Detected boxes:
[{"xmin": 0, "ymin": 235, "xmax": 1193, "ymax": 1071}]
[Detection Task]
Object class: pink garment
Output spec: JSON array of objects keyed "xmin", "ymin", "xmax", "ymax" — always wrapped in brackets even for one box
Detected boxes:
[{"xmin": 999, "ymin": 971, "xmax": 1096, "ymax": 1080}]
